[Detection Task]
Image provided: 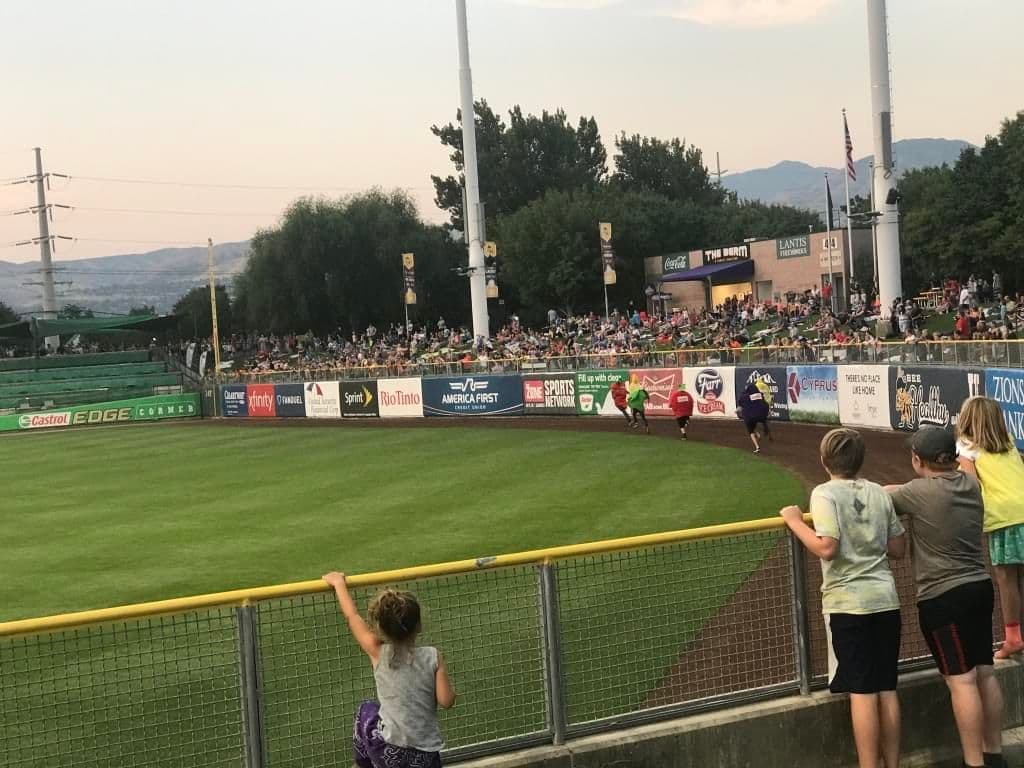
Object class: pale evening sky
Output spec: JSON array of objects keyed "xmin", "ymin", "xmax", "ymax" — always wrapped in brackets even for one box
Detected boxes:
[{"xmin": 1, "ymin": 0, "xmax": 1021, "ymax": 263}]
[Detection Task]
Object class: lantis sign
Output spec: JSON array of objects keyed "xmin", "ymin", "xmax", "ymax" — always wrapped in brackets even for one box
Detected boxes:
[
  {"xmin": 776, "ymin": 235, "xmax": 810, "ymax": 259},
  {"xmin": 661, "ymin": 252, "xmax": 690, "ymax": 273}
]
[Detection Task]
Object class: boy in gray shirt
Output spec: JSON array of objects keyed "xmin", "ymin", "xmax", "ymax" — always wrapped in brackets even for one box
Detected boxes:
[{"xmin": 886, "ymin": 428, "xmax": 1005, "ymax": 768}]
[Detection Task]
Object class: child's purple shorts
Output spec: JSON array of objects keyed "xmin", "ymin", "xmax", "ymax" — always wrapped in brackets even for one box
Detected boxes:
[{"xmin": 353, "ymin": 700, "xmax": 442, "ymax": 768}]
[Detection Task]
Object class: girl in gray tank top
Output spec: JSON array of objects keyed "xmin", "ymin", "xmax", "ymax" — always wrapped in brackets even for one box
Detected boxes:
[{"xmin": 323, "ymin": 571, "xmax": 457, "ymax": 768}]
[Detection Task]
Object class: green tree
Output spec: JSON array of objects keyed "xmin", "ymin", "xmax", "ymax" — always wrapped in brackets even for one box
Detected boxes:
[
  {"xmin": 611, "ymin": 133, "xmax": 724, "ymax": 207},
  {"xmin": 128, "ymin": 305, "xmax": 156, "ymax": 316},
  {"xmin": 58, "ymin": 304, "xmax": 94, "ymax": 319},
  {"xmin": 236, "ymin": 190, "xmax": 468, "ymax": 334},
  {"xmin": 495, "ymin": 188, "xmax": 710, "ymax": 321},
  {"xmin": 173, "ymin": 285, "xmax": 232, "ymax": 340},
  {"xmin": 0, "ymin": 300, "xmax": 17, "ymax": 325},
  {"xmin": 896, "ymin": 111, "xmax": 1024, "ymax": 293},
  {"xmin": 431, "ymin": 100, "xmax": 607, "ymax": 230}
]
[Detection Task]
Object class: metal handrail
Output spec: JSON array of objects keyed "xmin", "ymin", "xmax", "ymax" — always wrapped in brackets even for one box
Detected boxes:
[{"xmin": 0, "ymin": 515, "xmax": 793, "ymax": 638}]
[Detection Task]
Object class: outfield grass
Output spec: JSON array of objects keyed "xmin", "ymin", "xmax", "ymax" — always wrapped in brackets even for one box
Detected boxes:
[
  {"xmin": 2, "ymin": 424, "xmax": 803, "ymax": 623},
  {"xmin": 1, "ymin": 424, "xmax": 803, "ymax": 768}
]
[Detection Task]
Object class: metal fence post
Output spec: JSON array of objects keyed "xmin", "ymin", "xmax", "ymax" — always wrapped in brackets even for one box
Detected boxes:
[
  {"xmin": 538, "ymin": 563, "xmax": 568, "ymax": 745},
  {"xmin": 237, "ymin": 604, "xmax": 266, "ymax": 768},
  {"xmin": 787, "ymin": 534, "xmax": 813, "ymax": 696}
]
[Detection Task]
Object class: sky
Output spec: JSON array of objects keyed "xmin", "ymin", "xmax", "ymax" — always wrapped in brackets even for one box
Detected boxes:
[{"xmin": 1, "ymin": 0, "xmax": 1021, "ymax": 264}]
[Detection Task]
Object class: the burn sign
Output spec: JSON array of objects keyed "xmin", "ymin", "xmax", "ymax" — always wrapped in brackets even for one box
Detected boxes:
[
  {"xmin": 889, "ymin": 366, "xmax": 984, "ymax": 432},
  {"xmin": 523, "ymin": 374, "xmax": 577, "ymax": 416}
]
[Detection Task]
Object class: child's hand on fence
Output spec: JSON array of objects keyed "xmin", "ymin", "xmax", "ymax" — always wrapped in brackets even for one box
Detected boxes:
[
  {"xmin": 322, "ymin": 571, "xmax": 346, "ymax": 589},
  {"xmin": 779, "ymin": 506, "xmax": 803, "ymax": 524}
]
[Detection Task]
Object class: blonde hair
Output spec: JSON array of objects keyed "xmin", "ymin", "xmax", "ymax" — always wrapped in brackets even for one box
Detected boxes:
[
  {"xmin": 957, "ymin": 397, "xmax": 1013, "ymax": 454},
  {"xmin": 819, "ymin": 428, "xmax": 865, "ymax": 477}
]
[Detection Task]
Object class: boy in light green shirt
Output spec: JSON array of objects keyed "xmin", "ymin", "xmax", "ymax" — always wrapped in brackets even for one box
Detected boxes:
[{"xmin": 781, "ymin": 428, "xmax": 906, "ymax": 768}]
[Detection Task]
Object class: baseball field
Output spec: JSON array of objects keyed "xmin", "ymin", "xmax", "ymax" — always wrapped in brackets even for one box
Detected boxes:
[
  {"xmin": 3, "ymin": 421, "xmax": 805, "ymax": 623},
  {"xmin": 3, "ymin": 418, "xmax": 926, "ymax": 767}
]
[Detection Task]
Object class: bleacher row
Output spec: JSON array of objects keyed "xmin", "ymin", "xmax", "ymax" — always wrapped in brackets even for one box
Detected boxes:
[{"xmin": 0, "ymin": 351, "xmax": 184, "ymax": 413}]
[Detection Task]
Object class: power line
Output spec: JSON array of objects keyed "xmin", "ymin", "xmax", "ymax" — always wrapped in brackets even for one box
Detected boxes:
[
  {"xmin": 70, "ymin": 175, "xmax": 434, "ymax": 192},
  {"xmin": 64, "ymin": 206, "xmax": 281, "ymax": 218}
]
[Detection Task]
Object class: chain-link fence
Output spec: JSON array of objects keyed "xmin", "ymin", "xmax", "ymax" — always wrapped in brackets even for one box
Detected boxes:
[
  {"xmin": 229, "ymin": 340, "xmax": 1024, "ymax": 384},
  {"xmin": 0, "ymin": 519, "xmax": 1000, "ymax": 766}
]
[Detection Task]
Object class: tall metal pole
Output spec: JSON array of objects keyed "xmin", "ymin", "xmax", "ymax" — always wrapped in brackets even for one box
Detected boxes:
[
  {"xmin": 207, "ymin": 238, "xmax": 222, "ymax": 378},
  {"xmin": 869, "ymin": 161, "xmax": 879, "ymax": 294},
  {"xmin": 867, "ymin": 0, "xmax": 902, "ymax": 316},
  {"xmin": 825, "ymin": 175, "xmax": 837, "ymax": 315},
  {"xmin": 842, "ymin": 110, "xmax": 856, "ymax": 287},
  {"xmin": 34, "ymin": 148, "xmax": 59, "ymax": 351},
  {"xmin": 455, "ymin": 0, "xmax": 489, "ymax": 342}
]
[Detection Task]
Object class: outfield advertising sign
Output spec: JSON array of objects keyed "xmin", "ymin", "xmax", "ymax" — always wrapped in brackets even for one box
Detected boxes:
[
  {"xmin": 626, "ymin": 368, "xmax": 683, "ymax": 417},
  {"xmin": 222, "ymin": 385, "xmax": 248, "ymax": 417},
  {"xmin": 736, "ymin": 367, "xmax": 789, "ymax": 422},
  {"xmin": 889, "ymin": 366, "xmax": 983, "ymax": 432},
  {"xmin": 523, "ymin": 373, "xmax": 577, "ymax": 415},
  {"xmin": 273, "ymin": 384, "xmax": 306, "ymax": 417},
  {"xmin": 838, "ymin": 365, "xmax": 891, "ymax": 429},
  {"xmin": 377, "ymin": 378, "xmax": 424, "ymax": 418},
  {"xmin": 785, "ymin": 365, "xmax": 839, "ymax": 424},
  {"xmin": 985, "ymin": 368, "xmax": 1024, "ymax": 449},
  {"xmin": 683, "ymin": 366, "xmax": 737, "ymax": 419},
  {"xmin": 341, "ymin": 381, "xmax": 380, "ymax": 418},
  {"xmin": 0, "ymin": 393, "xmax": 200, "ymax": 432},
  {"xmin": 303, "ymin": 381, "xmax": 341, "ymax": 419},
  {"xmin": 421, "ymin": 375, "xmax": 524, "ymax": 417},
  {"xmin": 575, "ymin": 369, "xmax": 627, "ymax": 416},
  {"xmin": 246, "ymin": 384, "xmax": 276, "ymax": 418}
]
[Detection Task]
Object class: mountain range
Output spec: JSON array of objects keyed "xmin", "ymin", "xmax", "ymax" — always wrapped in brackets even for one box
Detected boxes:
[
  {"xmin": 0, "ymin": 242, "xmax": 249, "ymax": 316},
  {"xmin": 721, "ymin": 138, "xmax": 972, "ymax": 211},
  {"xmin": 0, "ymin": 138, "xmax": 973, "ymax": 316}
]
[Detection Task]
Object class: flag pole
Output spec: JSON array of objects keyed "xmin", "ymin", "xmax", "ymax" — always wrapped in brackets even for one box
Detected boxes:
[
  {"xmin": 825, "ymin": 174, "xmax": 836, "ymax": 315},
  {"xmin": 843, "ymin": 109, "xmax": 856, "ymax": 289}
]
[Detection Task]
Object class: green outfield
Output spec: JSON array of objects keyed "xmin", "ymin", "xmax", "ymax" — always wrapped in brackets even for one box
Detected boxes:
[
  {"xmin": 1, "ymin": 423, "xmax": 802, "ymax": 623},
  {"xmin": 1, "ymin": 422, "xmax": 805, "ymax": 766}
]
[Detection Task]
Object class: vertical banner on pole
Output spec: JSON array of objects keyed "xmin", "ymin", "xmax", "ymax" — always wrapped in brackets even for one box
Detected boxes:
[
  {"xmin": 599, "ymin": 223, "xmax": 616, "ymax": 285},
  {"xmin": 484, "ymin": 241, "xmax": 499, "ymax": 299},
  {"xmin": 402, "ymin": 253, "xmax": 417, "ymax": 305}
]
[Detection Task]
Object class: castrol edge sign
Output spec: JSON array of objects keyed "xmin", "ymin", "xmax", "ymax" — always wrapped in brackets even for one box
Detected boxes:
[{"xmin": 377, "ymin": 378, "xmax": 424, "ymax": 418}]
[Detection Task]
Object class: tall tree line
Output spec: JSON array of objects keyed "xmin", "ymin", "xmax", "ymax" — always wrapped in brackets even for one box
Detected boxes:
[
  {"xmin": 234, "ymin": 102, "xmax": 820, "ymax": 333},
  {"xmin": 899, "ymin": 111, "xmax": 1024, "ymax": 294}
]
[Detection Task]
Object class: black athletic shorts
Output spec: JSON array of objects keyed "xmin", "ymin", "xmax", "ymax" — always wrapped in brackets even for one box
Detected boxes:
[
  {"xmin": 675, "ymin": 416, "xmax": 690, "ymax": 428},
  {"xmin": 918, "ymin": 578, "xmax": 994, "ymax": 676},
  {"xmin": 826, "ymin": 610, "xmax": 901, "ymax": 694},
  {"xmin": 744, "ymin": 418, "xmax": 766, "ymax": 435}
]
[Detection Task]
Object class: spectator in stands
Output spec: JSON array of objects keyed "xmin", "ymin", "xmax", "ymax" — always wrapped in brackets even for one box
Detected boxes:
[
  {"xmin": 322, "ymin": 572, "xmax": 455, "ymax": 768},
  {"xmin": 780, "ymin": 429, "xmax": 905, "ymax": 768}
]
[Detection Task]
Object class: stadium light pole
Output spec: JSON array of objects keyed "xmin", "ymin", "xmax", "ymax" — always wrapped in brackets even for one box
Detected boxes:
[
  {"xmin": 866, "ymin": 0, "xmax": 902, "ymax": 318},
  {"xmin": 455, "ymin": 0, "xmax": 490, "ymax": 341}
]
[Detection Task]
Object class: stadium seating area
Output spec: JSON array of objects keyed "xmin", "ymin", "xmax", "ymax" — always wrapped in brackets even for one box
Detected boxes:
[{"xmin": 0, "ymin": 351, "xmax": 183, "ymax": 412}]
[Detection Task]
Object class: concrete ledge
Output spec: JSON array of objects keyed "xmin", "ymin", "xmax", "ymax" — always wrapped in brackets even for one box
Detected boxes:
[{"xmin": 461, "ymin": 661, "xmax": 1023, "ymax": 768}]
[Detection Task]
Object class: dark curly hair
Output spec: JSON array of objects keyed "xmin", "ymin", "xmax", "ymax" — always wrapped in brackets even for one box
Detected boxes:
[{"xmin": 368, "ymin": 589, "xmax": 422, "ymax": 663}]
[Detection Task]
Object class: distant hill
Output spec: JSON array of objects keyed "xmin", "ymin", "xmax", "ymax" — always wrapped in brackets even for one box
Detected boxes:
[
  {"xmin": 722, "ymin": 138, "xmax": 973, "ymax": 211},
  {"xmin": 0, "ymin": 242, "xmax": 249, "ymax": 316}
]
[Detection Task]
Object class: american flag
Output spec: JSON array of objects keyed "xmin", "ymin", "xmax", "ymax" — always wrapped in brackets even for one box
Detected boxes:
[{"xmin": 844, "ymin": 112, "xmax": 857, "ymax": 181}]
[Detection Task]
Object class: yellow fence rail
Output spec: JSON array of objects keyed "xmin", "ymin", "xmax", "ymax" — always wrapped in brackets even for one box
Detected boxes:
[{"xmin": 0, "ymin": 515, "xmax": 791, "ymax": 639}]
